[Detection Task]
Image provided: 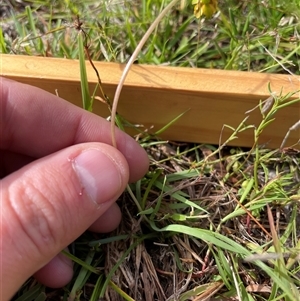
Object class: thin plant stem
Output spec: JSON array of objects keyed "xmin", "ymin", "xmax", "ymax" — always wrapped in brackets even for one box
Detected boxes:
[{"xmin": 110, "ymin": 0, "xmax": 181, "ymax": 148}]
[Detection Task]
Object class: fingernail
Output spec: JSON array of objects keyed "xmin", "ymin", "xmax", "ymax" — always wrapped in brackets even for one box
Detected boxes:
[{"xmin": 73, "ymin": 149, "xmax": 123, "ymax": 205}]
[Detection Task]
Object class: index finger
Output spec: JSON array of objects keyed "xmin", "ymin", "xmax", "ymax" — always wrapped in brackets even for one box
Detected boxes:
[{"xmin": 0, "ymin": 77, "xmax": 149, "ymax": 182}]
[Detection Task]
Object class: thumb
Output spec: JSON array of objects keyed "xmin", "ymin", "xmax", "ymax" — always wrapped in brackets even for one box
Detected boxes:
[{"xmin": 0, "ymin": 143, "xmax": 129, "ymax": 299}]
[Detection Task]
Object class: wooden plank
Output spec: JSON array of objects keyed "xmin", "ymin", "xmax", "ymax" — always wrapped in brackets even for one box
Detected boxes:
[{"xmin": 1, "ymin": 54, "xmax": 299, "ymax": 149}]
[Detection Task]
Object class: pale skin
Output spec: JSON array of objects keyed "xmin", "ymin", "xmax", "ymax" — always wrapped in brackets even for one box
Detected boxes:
[{"xmin": 0, "ymin": 78, "xmax": 149, "ymax": 300}]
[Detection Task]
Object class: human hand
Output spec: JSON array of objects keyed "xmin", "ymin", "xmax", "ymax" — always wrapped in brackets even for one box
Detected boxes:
[{"xmin": 0, "ymin": 77, "xmax": 149, "ymax": 300}]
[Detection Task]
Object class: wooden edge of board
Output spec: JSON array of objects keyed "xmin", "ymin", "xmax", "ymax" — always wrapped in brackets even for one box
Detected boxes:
[{"xmin": 1, "ymin": 54, "xmax": 300, "ymax": 149}]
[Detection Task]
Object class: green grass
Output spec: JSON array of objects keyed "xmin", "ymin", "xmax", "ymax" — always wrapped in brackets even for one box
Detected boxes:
[
  {"xmin": 3, "ymin": 0, "xmax": 300, "ymax": 72},
  {"xmin": 2, "ymin": 0, "xmax": 300, "ymax": 300}
]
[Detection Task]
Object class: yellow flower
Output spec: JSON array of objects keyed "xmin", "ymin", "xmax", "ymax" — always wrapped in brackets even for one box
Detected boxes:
[{"xmin": 192, "ymin": 0, "xmax": 218, "ymax": 19}]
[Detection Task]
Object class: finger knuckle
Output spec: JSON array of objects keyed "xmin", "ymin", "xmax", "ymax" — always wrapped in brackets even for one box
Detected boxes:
[{"xmin": 8, "ymin": 176, "xmax": 65, "ymax": 254}]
